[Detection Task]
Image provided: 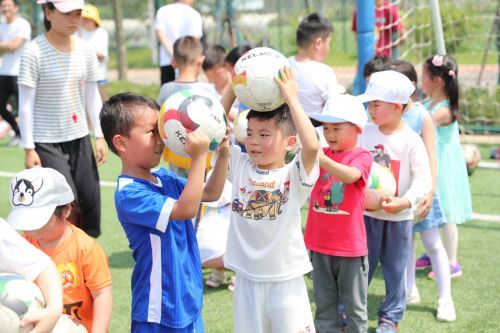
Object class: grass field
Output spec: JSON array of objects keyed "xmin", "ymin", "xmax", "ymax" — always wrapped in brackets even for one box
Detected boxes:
[{"xmin": 1, "ymin": 127, "xmax": 499, "ymax": 332}]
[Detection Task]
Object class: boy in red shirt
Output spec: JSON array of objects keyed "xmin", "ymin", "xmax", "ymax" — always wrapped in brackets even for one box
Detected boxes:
[{"xmin": 305, "ymin": 94, "xmax": 371, "ymax": 333}]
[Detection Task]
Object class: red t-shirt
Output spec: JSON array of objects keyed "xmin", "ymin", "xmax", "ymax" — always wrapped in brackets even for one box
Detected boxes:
[
  {"xmin": 352, "ymin": 1, "xmax": 403, "ymax": 58},
  {"xmin": 305, "ymin": 147, "xmax": 372, "ymax": 257}
]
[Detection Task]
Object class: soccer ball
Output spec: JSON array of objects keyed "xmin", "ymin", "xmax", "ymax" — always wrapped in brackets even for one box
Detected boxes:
[
  {"xmin": 233, "ymin": 109, "xmax": 250, "ymax": 143},
  {"xmin": 462, "ymin": 144, "xmax": 481, "ymax": 175},
  {"xmin": 231, "ymin": 47, "xmax": 290, "ymax": 112},
  {"xmin": 367, "ymin": 163, "xmax": 397, "ymax": 196},
  {"xmin": 0, "ymin": 273, "xmax": 45, "ymax": 333},
  {"xmin": 52, "ymin": 314, "xmax": 88, "ymax": 333},
  {"xmin": 158, "ymin": 88, "xmax": 227, "ymax": 157}
]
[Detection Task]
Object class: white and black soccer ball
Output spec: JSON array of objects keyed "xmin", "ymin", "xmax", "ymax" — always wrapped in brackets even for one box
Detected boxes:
[{"xmin": 231, "ymin": 47, "xmax": 290, "ymax": 112}]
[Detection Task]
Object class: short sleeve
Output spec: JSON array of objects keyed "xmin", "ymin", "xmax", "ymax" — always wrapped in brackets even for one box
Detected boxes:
[
  {"xmin": 116, "ymin": 181, "xmax": 177, "ymax": 233},
  {"xmin": 289, "ymin": 150, "xmax": 320, "ymax": 204},
  {"xmin": 228, "ymin": 144, "xmax": 245, "ymax": 183},
  {"xmin": 18, "ymin": 43, "xmax": 39, "ymax": 88},
  {"xmin": 348, "ymin": 149, "xmax": 373, "ymax": 187},
  {"xmin": 82, "ymin": 240, "xmax": 112, "ymax": 291},
  {"xmin": 0, "ymin": 221, "xmax": 51, "ymax": 281},
  {"xmin": 18, "ymin": 19, "xmax": 31, "ymax": 41}
]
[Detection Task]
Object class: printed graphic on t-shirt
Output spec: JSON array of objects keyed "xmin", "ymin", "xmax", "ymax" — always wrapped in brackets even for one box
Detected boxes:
[
  {"xmin": 312, "ymin": 173, "xmax": 349, "ymax": 215},
  {"xmin": 370, "ymin": 144, "xmax": 401, "ymax": 195},
  {"xmin": 232, "ymin": 180, "xmax": 290, "ymax": 220},
  {"xmin": 57, "ymin": 262, "xmax": 84, "ymax": 320}
]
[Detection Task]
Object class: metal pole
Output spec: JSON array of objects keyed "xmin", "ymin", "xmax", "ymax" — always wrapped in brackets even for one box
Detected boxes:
[
  {"xmin": 429, "ymin": 0, "xmax": 446, "ymax": 54},
  {"xmin": 148, "ymin": 0, "xmax": 158, "ymax": 65}
]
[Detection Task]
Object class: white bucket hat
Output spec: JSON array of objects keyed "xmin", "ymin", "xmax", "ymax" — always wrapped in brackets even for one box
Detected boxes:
[{"xmin": 356, "ymin": 70, "xmax": 415, "ymax": 104}]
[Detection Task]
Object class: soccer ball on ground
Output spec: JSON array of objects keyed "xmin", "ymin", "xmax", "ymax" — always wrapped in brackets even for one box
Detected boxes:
[
  {"xmin": 0, "ymin": 273, "xmax": 45, "ymax": 333},
  {"xmin": 231, "ymin": 47, "xmax": 290, "ymax": 112},
  {"xmin": 158, "ymin": 88, "xmax": 227, "ymax": 157},
  {"xmin": 462, "ymin": 144, "xmax": 481, "ymax": 175},
  {"xmin": 233, "ymin": 109, "xmax": 250, "ymax": 144},
  {"xmin": 52, "ymin": 314, "xmax": 87, "ymax": 333}
]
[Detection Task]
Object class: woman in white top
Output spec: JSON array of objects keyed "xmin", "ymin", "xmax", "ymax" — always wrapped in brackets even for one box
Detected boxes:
[
  {"xmin": 17, "ymin": 0, "xmax": 107, "ymax": 238},
  {"xmin": 0, "ymin": 0, "xmax": 31, "ymax": 146}
]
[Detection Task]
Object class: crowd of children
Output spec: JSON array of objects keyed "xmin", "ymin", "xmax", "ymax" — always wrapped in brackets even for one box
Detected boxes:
[{"xmin": 0, "ymin": 2, "xmax": 476, "ymax": 333}]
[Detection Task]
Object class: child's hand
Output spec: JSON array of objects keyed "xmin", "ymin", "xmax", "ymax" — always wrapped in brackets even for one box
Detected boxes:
[
  {"xmin": 20, "ymin": 307, "xmax": 60, "ymax": 333},
  {"xmin": 365, "ymin": 189, "xmax": 389, "ymax": 211},
  {"xmin": 274, "ymin": 66, "xmax": 299, "ymax": 105},
  {"xmin": 217, "ymin": 126, "xmax": 231, "ymax": 158},
  {"xmin": 414, "ymin": 191, "xmax": 433, "ymax": 220},
  {"xmin": 381, "ymin": 196, "xmax": 411, "ymax": 214},
  {"xmin": 184, "ymin": 130, "xmax": 210, "ymax": 160}
]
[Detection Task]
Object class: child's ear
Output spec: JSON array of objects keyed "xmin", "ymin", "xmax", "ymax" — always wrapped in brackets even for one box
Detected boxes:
[
  {"xmin": 171, "ymin": 59, "xmax": 178, "ymax": 69},
  {"xmin": 63, "ymin": 204, "xmax": 72, "ymax": 219},
  {"xmin": 112, "ymin": 134, "xmax": 126, "ymax": 154},
  {"xmin": 285, "ymin": 135, "xmax": 298, "ymax": 151},
  {"xmin": 313, "ymin": 37, "xmax": 324, "ymax": 50},
  {"xmin": 196, "ymin": 55, "xmax": 205, "ymax": 67}
]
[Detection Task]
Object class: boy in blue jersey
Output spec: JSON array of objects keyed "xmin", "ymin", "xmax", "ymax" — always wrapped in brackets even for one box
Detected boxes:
[{"xmin": 100, "ymin": 93, "xmax": 230, "ymax": 333}]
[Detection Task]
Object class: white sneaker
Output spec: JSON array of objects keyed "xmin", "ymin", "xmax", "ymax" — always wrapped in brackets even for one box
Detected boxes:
[
  {"xmin": 437, "ymin": 300, "xmax": 456, "ymax": 321},
  {"xmin": 406, "ymin": 288, "xmax": 421, "ymax": 304},
  {"xmin": 205, "ymin": 270, "xmax": 225, "ymax": 288}
]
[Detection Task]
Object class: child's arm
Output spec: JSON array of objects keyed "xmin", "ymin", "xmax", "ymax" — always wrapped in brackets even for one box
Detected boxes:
[
  {"xmin": 202, "ymin": 129, "xmax": 230, "ymax": 202},
  {"xmin": 415, "ymin": 114, "xmax": 437, "ymax": 219},
  {"xmin": 90, "ymin": 285, "xmax": 113, "ymax": 333},
  {"xmin": 319, "ymin": 149, "xmax": 362, "ymax": 184},
  {"xmin": 20, "ymin": 262, "xmax": 63, "ymax": 333},
  {"xmin": 220, "ymin": 85, "xmax": 237, "ymax": 117},
  {"xmin": 431, "ymin": 106, "xmax": 453, "ymax": 127},
  {"xmin": 170, "ymin": 130, "xmax": 210, "ymax": 220},
  {"xmin": 275, "ymin": 67, "xmax": 319, "ymax": 174}
]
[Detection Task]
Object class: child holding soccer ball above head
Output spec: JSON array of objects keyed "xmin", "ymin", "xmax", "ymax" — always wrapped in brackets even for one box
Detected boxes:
[
  {"xmin": 224, "ymin": 67, "xmax": 320, "ymax": 333},
  {"xmin": 6, "ymin": 167, "xmax": 113, "ymax": 333},
  {"xmin": 419, "ymin": 55, "xmax": 472, "ymax": 280},
  {"xmin": 357, "ymin": 70, "xmax": 432, "ymax": 333},
  {"xmin": 305, "ymin": 93, "xmax": 371, "ymax": 333},
  {"xmin": 0, "ymin": 217, "xmax": 62, "ymax": 333},
  {"xmin": 100, "ymin": 92, "xmax": 231, "ymax": 333}
]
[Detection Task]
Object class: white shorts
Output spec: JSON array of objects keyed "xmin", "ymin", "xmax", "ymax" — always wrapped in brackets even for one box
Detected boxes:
[
  {"xmin": 233, "ymin": 275, "xmax": 315, "ymax": 333},
  {"xmin": 196, "ymin": 205, "xmax": 230, "ymax": 264}
]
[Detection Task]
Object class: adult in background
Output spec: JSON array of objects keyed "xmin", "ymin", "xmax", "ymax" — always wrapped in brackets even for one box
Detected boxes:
[
  {"xmin": 78, "ymin": 3, "xmax": 109, "ymax": 101},
  {"xmin": 18, "ymin": 0, "xmax": 107, "ymax": 238},
  {"xmin": 155, "ymin": 0, "xmax": 203, "ymax": 85},
  {"xmin": 0, "ymin": 0, "xmax": 31, "ymax": 146}
]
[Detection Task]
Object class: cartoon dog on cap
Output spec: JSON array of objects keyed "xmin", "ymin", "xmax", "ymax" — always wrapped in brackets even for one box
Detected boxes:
[{"xmin": 11, "ymin": 176, "xmax": 43, "ymax": 206}]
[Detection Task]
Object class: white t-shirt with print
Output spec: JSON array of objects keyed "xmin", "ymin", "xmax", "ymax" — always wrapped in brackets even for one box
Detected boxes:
[
  {"xmin": 78, "ymin": 27, "xmax": 109, "ymax": 81},
  {"xmin": 154, "ymin": 3, "xmax": 203, "ymax": 67},
  {"xmin": 224, "ymin": 145, "xmax": 319, "ymax": 282},
  {"xmin": 0, "ymin": 16, "xmax": 31, "ymax": 76},
  {"xmin": 359, "ymin": 123, "xmax": 432, "ymax": 221}
]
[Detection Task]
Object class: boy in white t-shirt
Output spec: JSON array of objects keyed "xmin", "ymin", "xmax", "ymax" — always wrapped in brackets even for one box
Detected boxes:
[
  {"xmin": 357, "ymin": 71, "xmax": 432, "ymax": 333},
  {"xmin": 288, "ymin": 13, "xmax": 344, "ymax": 147},
  {"xmin": 0, "ymin": 0, "xmax": 31, "ymax": 146},
  {"xmin": 224, "ymin": 67, "xmax": 319, "ymax": 333}
]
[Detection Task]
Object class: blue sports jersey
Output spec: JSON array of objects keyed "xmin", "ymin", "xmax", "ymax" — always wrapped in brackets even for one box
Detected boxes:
[{"xmin": 114, "ymin": 168, "xmax": 203, "ymax": 328}]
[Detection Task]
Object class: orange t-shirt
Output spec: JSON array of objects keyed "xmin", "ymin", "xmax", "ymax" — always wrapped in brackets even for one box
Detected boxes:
[{"xmin": 25, "ymin": 225, "xmax": 112, "ymax": 332}]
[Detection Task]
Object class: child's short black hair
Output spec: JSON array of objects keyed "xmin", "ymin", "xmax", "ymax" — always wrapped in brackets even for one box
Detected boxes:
[
  {"xmin": 296, "ymin": 13, "xmax": 334, "ymax": 49},
  {"xmin": 363, "ymin": 56, "xmax": 391, "ymax": 79},
  {"xmin": 390, "ymin": 59, "xmax": 418, "ymax": 83},
  {"xmin": 202, "ymin": 44, "xmax": 226, "ymax": 71},
  {"xmin": 247, "ymin": 104, "xmax": 296, "ymax": 137},
  {"xmin": 173, "ymin": 36, "xmax": 203, "ymax": 65},
  {"xmin": 225, "ymin": 44, "xmax": 253, "ymax": 67},
  {"xmin": 100, "ymin": 93, "xmax": 160, "ymax": 155}
]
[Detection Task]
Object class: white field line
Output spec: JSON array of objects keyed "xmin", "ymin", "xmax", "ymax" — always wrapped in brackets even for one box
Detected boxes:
[{"xmin": 1, "ymin": 170, "xmax": 499, "ymax": 222}]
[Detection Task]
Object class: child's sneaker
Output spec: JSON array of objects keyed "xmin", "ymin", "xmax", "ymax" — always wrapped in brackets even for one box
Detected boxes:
[
  {"xmin": 428, "ymin": 262, "xmax": 463, "ymax": 280},
  {"xmin": 406, "ymin": 288, "xmax": 421, "ymax": 304},
  {"xmin": 205, "ymin": 270, "xmax": 225, "ymax": 288},
  {"xmin": 415, "ymin": 253, "xmax": 431, "ymax": 270},
  {"xmin": 437, "ymin": 300, "xmax": 456, "ymax": 321},
  {"xmin": 375, "ymin": 319, "xmax": 398, "ymax": 333}
]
